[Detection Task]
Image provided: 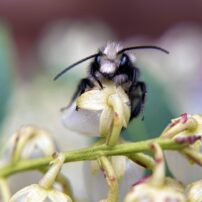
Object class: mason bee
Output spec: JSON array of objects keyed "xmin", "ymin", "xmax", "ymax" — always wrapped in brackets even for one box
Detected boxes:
[{"xmin": 54, "ymin": 42, "xmax": 169, "ymax": 121}]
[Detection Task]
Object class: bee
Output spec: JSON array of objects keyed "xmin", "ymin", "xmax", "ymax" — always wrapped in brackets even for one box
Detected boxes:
[{"xmin": 54, "ymin": 42, "xmax": 169, "ymax": 121}]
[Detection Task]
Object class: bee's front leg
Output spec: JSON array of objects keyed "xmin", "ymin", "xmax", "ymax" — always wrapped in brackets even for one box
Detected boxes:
[{"xmin": 61, "ymin": 78, "xmax": 94, "ymax": 111}]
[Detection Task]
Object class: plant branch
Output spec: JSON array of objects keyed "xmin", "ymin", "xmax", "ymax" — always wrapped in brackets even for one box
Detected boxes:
[
  {"xmin": 0, "ymin": 178, "xmax": 11, "ymax": 201},
  {"xmin": 98, "ymin": 156, "xmax": 118, "ymax": 202},
  {"xmin": 0, "ymin": 138, "xmax": 186, "ymax": 178},
  {"xmin": 128, "ymin": 153, "xmax": 155, "ymax": 170}
]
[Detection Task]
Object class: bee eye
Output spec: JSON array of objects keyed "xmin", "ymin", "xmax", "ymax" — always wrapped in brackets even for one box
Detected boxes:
[
  {"xmin": 95, "ymin": 54, "xmax": 101, "ymax": 65},
  {"xmin": 120, "ymin": 54, "xmax": 129, "ymax": 66}
]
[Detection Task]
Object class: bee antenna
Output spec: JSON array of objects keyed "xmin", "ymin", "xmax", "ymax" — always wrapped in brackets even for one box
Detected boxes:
[
  {"xmin": 54, "ymin": 53, "xmax": 99, "ymax": 80},
  {"xmin": 118, "ymin": 46, "xmax": 169, "ymax": 54}
]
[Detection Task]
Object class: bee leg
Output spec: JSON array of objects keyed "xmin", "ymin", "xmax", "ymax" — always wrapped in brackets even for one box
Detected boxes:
[
  {"xmin": 73, "ymin": 78, "xmax": 95, "ymax": 110},
  {"xmin": 62, "ymin": 78, "xmax": 94, "ymax": 111},
  {"xmin": 89, "ymin": 65, "xmax": 103, "ymax": 89},
  {"xmin": 129, "ymin": 67, "xmax": 140, "ymax": 91},
  {"xmin": 130, "ymin": 81, "xmax": 147, "ymax": 120},
  {"xmin": 94, "ymin": 77, "xmax": 103, "ymax": 89}
]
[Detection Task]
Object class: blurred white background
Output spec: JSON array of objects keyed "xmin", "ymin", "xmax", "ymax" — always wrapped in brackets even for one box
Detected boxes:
[{"xmin": 0, "ymin": 1, "xmax": 202, "ymax": 201}]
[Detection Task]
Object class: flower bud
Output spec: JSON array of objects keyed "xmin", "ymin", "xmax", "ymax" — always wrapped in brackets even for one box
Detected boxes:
[
  {"xmin": 185, "ymin": 179, "xmax": 202, "ymax": 202},
  {"xmin": 0, "ymin": 125, "xmax": 58, "ymax": 165},
  {"xmin": 161, "ymin": 113, "xmax": 202, "ymax": 142},
  {"xmin": 9, "ymin": 153, "xmax": 72, "ymax": 202},
  {"xmin": 124, "ymin": 143, "xmax": 186, "ymax": 202},
  {"xmin": 124, "ymin": 177, "xmax": 186, "ymax": 202},
  {"xmin": 163, "ymin": 114, "xmax": 202, "ymax": 184},
  {"xmin": 9, "ymin": 184, "xmax": 72, "ymax": 202}
]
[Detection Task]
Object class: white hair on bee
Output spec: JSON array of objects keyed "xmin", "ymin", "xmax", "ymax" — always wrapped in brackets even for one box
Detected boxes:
[
  {"xmin": 100, "ymin": 61, "xmax": 116, "ymax": 74},
  {"xmin": 97, "ymin": 42, "xmax": 120, "ymax": 75},
  {"xmin": 102, "ymin": 42, "xmax": 122, "ymax": 59},
  {"xmin": 127, "ymin": 52, "xmax": 136, "ymax": 63},
  {"xmin": 99, "ymin": 42, "xmax": 136, "ymax": 75},
  {"xmin": 102, "ymin": 42, "xmax": 136, "ymax": 63}
]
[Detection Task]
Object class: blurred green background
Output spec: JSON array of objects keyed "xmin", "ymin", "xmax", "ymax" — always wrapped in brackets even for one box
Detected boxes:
[{"xmin": 0, "ymin": 1, "xmax": 202, "ymax": 201}]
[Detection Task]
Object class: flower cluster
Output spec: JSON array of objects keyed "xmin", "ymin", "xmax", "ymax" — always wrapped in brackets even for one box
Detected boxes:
[
  {"xmin": 124, "ymin": 143, "xmax": 186, "ymax": 202},
  {"xmin": 0, "ymin": 125, "xmax": 73, "ymax": 202},
  {"xmin": 10, "ymin": 153, "xmax": 72, "ymax": 202},
  {"xmin": 1, "ymin": 83, "xmax": 202, "ymax": 202}
]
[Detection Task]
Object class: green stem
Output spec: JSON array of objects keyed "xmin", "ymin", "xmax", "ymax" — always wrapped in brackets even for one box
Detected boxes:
[
  {"xmin": 39, "ymin": 153, "xmax": 64, "ymax": 189},
  {"xmin": 149, "ymin": 143, "xmax": 165, "ymax": 187},
  {"xmin": 128, "ymin": 153, "xmax": 155, "ymax": 170},
  {"xmin": 11, "ymin": 131, "xmax": 33, "ymax": 163},
  {"xmin": 0, "ymin": 178, "xmax": 11, "ymax": 202},
  {"xmin": 0, "ymin": 138, "xmax": 185, "ymax": 178},
  {"xmin": 98, "ymin": 156, "xmax": 118, "ymax": 202}
]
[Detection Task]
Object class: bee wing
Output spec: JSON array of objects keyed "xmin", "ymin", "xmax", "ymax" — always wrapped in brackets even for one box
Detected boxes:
[{"xmin": 61, "ymin": 102, "xmax": 101, "ymax": 136}]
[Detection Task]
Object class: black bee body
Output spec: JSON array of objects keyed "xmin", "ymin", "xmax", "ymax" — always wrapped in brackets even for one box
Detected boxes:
[{"xmin": 54, "ymin": 42, "xmax": 168, "ymax": 121}]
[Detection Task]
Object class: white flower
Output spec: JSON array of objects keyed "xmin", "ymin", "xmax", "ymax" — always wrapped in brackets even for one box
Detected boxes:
[
  {"xmin": 62, "ymin": 102, "xmax": 100, "ymax": 136},
  {"xmin": 186, "ymin": 179, "xmax": 202, "ymax": 202},
  {"xmin": 62, "ymin": 81, "xmax": 130, "ymax": 144},
  {"xmin": 0, "ymin": 125, "xmax": 58, "ymax": 166},
  {"xmin": 124, "ymin": 177, "xmax": 186, "ymax": 202},
  {"xmin": 162, "ymin": 114, "xmax": 202, "ymax": 184},
  {"xmin": 9, "ymin": 153, "xmax": 72, "ymax": 202},
  {"xmin": 78, "ymin": 81, "xmax": 130, "ymax": 142},
  {"xmin": 9, "ymin": 184, "xmax": 72, "ymax": 202},
  {"xmin": 124, "ymin": 143, "xmax": 186, "ymax": 202}
]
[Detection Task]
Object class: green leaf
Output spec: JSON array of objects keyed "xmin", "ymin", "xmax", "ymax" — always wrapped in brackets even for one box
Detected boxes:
[{"xmin": 0, "ymin": 23, "xmax": 14, "ymax": 134}]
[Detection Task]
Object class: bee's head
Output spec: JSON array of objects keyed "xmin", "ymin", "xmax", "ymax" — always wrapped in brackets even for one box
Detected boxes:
[
  {"xmin": 54, "ymin": 43, "xmax": 169, "ymax": 81},
  {"xmin": 93, "ymin": 42, "xmax": 135, "ymax": 79}
]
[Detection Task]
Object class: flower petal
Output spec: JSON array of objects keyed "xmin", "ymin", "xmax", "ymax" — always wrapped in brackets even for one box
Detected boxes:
[
  {"xmin": 107, "ymin": 94, "xmax": 124, "ymax": 145},
  {"xmin": 116, "ymin": 86, "xmax": 130, "ymax": 104},
  {"xmin": 9, "ymin": 184, "xmax": 46, "ymax": 202},
  {"xmin": 77, "ymin": 90, "xmax": 107, "ymax": 110},
  {"xmin": 122, "ymin": 103, "xmax": 131, "ymax": 128},
  {"xmin": 49, "ymin": 190, "xmax": 72, "ymax": 202},
  {"xmin": 99, "ymin": 106, "xmax": 113, "ymax": 137},
  {"xmin": 62, "ymin": 102, "xmax": 100, "ymax": 136}
]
